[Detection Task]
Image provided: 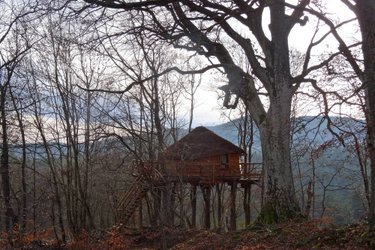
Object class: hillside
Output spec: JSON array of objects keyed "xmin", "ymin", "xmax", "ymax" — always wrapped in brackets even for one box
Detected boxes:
[{"xmin": 62, "ymin": 220, "xmax": 370, "ymax": 249}]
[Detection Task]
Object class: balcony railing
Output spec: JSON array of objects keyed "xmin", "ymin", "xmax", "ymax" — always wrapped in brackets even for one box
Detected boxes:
[{"xmin": 132, "ymin": 160, "xmax": 262, "ymax": 184}]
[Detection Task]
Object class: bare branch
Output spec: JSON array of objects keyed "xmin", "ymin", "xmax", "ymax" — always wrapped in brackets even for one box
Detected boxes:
[
  {"xmin": 83, "ymin": 0, "xmax": 177, "ymax": 9},
  {"xmin": 77, "ymin": 64, "xmax": 223, "ymax": 94}
]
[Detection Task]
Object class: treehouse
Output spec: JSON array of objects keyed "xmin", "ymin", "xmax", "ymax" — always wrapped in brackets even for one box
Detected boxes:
[
  {"xmin": 162, "ymin": 126, "xmax": 261, "ymax": 185},
  {"xmin": 116, "ymin": 126, "xmax": 262, "ymax": 230}
]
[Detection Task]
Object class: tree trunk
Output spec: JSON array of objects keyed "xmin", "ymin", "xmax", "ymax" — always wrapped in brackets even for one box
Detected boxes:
[
  {"xmin": 238, "ymin": 1, "xmax": 300, "ymax": 223},
  {"xmin": 244, "ymin": 185, "xmax": 251, "ymax": 226},
  {"xmin": 305, "ymin": 181, "xmax": 313, "ymax": 217},
  {"xmin": 0, "ymin": 86, "xmax": 15, "ymax": 232},
  {"xmin": 151, "ymin": 188, "xmax": 161, "ymax": 227},
  {"xmin": 9, "ymin": 86, "xmax": 27, "ymax": 235},
  {"xmin": 356, "ymin": 0, "xmax": 375, "ymax": 231},
  {"xmin": 230, "ymin": 181, "xmax": 237, "ymax": 231},
  {"xmin": 258, "ymin": 99, "xmax": 300, "ymax": 223}
]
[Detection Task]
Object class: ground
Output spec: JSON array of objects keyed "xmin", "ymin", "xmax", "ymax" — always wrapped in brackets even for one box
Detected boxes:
[{"xmin": 12, "ymin": 219, "xmax": 372, "ymax": 249}]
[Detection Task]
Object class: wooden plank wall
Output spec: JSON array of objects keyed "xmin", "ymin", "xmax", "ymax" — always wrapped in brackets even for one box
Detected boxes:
[{"xmin": 165, "ymin": 153, "xmax": 242, "ymax": 183}]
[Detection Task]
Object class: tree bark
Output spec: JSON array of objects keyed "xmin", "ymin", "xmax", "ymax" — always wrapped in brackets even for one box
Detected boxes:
[
  {"xmin": 244, "ymin": 185, "xmax": 251, "ymax": 227},
  {"xmin": 257, "ymin": 97, "xmax": 300, "ymax": 222},
  {"xmin": 230, "ymin": 181, "xmax": 237, "ymax": 231},
  {"xmin": 151, "ymin": 188, "xmax": 161, "ymax": 227},
  {"xmin": 0, "ymin": 85, "xmax": 15, "ymax": 232},
  {"xmin": 9, "ymin": 86, "xmax": 27, "ymax": 234},
  {"xmin": 240, "ymin": 0, "xmax": 301, "ymax": 222},
  {"xmin": 356, "ymin": 0, "xmax": 375, "ymax": 231}
]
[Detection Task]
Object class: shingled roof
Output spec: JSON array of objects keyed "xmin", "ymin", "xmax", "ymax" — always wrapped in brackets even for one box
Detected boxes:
[{"xmin": 163, "ymin": 126, "xmax": 245, "ymax": 161}]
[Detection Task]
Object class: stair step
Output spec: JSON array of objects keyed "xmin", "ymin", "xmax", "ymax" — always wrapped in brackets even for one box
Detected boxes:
[{"xmin": 115, "ymin": 174, "xmax": 150, "ymax": 224}]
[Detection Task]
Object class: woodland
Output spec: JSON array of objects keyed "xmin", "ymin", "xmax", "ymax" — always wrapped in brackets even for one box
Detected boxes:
[{"xmin": 0, "ymin": 0, "xmax": 373, "ymax": 249}]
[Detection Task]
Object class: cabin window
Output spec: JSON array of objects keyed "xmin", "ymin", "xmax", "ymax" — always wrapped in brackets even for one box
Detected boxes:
[{"xmin": 220, "ymin": 154, "xmax": 229, "ymax": 169}]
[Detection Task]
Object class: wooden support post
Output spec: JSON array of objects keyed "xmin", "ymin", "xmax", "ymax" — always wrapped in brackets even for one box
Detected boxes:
[
  {"xmin": 131, "ymin": 211, "xmax": 136, "ymax": 227},
  {"xmin": 170, "ymin": 183, "xmax": 176, "ymax": 225},
  {"xmin": 190, "ymin": 184, "xmax": 197, "ymax": 228},
  {"xmin": 202, "ymin": 185, "xmax": 211, "ymax": 229},
  {"xmin": 179, "ymin": 184, "xmax": 185, "ymax": 227},
  {"xmin": 230, "ymin": 181, "xmax": 237, "ymax": 231},
  {"xmin": 216, "ymin": 183, "xmax": 223, "ymax": 231},
  {"xmin": 138, "ymin": 200, "xmax": 143, "ymax": 228},
  {"xmin": 243, "ymin": 184, "xmax": 251, "ymax": 227}
]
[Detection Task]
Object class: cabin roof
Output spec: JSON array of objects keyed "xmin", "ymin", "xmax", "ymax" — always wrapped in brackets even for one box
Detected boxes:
[{"xmin": 163, "ymin": 126, "xmax": 245, "ymax": 161}]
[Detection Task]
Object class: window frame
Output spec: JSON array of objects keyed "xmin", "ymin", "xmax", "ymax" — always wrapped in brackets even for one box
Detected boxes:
[{"xmin": 220, "ymin": 154, "xmax": 229, "ymax": 169}]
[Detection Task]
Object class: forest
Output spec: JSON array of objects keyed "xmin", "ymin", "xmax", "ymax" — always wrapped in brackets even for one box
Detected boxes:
[{"xmin": 0, "ymin": 0, "xmax": 373, "ymax": 249}]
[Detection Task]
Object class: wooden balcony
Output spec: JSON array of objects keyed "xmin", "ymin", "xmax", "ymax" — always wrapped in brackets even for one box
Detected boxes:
[
  {"xmin": 170, "ymin": 162, "xmax": 262, "ymax": 185},
  {"xmin": 133, "ymin": 161, "xmax": 262, "ymax": 185}
]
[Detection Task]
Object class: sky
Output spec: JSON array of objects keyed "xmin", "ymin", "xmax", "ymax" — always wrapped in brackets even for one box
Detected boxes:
[{"xmin": 190, "ymin": 83, "xmax": 225, "ymax": 127}]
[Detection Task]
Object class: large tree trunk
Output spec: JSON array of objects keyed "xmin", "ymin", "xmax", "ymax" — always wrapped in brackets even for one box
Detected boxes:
[
  {"xmin": 257, "ymin": 94, "xmax": 300, "ymax": 222},
  {"xmin": 235, "ymin": 1, "xmax": 301, "ymax": 223},
  {"xmin": 356, "ymin": 0, "xmax": 375, "ymax": 231}
]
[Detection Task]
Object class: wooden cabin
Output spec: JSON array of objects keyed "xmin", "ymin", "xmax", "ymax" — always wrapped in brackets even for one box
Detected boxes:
[
  {"xmin": 116, "ymin": 126, "xmax": 262, "ymax": 230},
  {"xmin": 163, "ymin": 126, "xmax": 255, "ymax": 184}
]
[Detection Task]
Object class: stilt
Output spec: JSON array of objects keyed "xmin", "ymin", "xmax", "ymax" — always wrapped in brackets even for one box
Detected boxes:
[
  {"xmin": 230, "ymin": 181, "xmax": 237, "ymax": 231},
  {"xmin": 190, "ymin": 184, "xmax": 197, "ymax": 228},
  {"xmin": 138, "ymin": 200, "xmax": 143, "ymax": 228},
  {"xmin": 170, "ymin": 183, "xmax": 176, "ymax": 225},
  {"xmin": 202, "ymin": 185, "xmax": 211, "ymax": 229},
  {"xmin": 216, "ymin": 183, "xmax": 223, "ymax": 231},
  {"xmin": 178, "ymin": 184, "xmax": 185, "ymax": 227}
]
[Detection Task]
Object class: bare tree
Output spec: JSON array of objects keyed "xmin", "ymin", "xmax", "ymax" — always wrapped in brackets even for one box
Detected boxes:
[
  {"xmin": 0, "ymin": 0, "xmax": 37, "ymax": 236},
  {"xmin": 297, "ymin": 0, "xmax": 375, "ymax": 230},
  {"xmin": 77, "ymin": 0, "xmax": 360, "ymax": 221}
]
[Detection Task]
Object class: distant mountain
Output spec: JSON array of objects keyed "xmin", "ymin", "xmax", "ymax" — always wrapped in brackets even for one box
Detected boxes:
[{"xmin": 205, "ymin": 115, "xmax": 366, "ymax": 151}]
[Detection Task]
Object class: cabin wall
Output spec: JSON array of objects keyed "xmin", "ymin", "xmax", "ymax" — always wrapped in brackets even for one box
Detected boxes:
[{"xmin": 165, "ymin": 153, "xmax": 242, "ymax": 183}]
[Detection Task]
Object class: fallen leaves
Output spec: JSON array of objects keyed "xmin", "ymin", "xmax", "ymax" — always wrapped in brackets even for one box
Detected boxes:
[{"xmin": 6, "ymin": 219, "xmax": 371, "ymax": 249}]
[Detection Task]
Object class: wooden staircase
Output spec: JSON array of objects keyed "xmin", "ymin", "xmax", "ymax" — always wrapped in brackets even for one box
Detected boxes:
[{"xmin": 115, "ymin": 175, "xmax": 149, "ymax": 224}]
